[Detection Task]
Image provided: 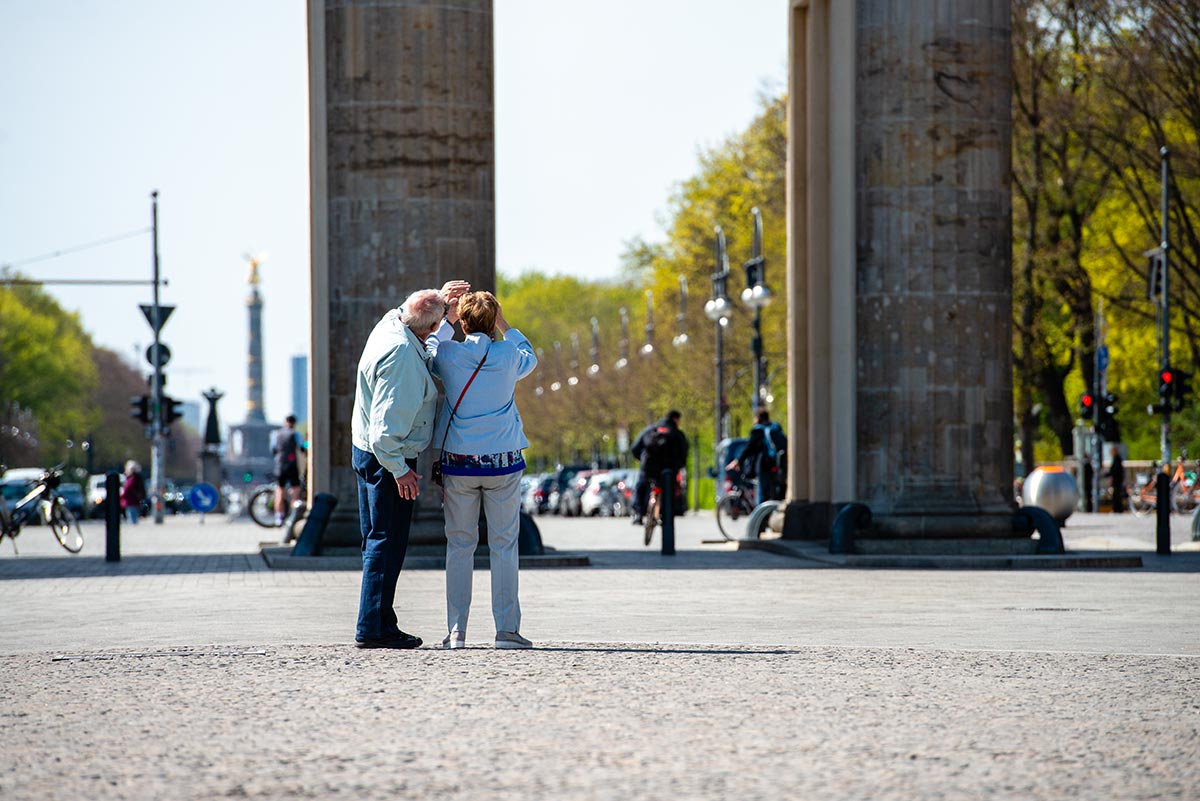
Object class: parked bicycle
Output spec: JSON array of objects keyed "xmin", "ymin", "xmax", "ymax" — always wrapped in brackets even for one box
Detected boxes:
[
  {"xmin": 715, "ymin": 474, "xmax": 759, "ymax": 541},
  {"xmin": 0, "ymin": 465, "xmax": 85, "ymax": 553},
  {"xmin": 1129, "ymin": 458, "xmax": 1198, "ymax": 516}
]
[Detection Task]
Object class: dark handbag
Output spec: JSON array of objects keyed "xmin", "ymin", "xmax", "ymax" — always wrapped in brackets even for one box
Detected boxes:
[{"xmin": 432, "ymin": 349, "xmax": 488, "ymax": 486}]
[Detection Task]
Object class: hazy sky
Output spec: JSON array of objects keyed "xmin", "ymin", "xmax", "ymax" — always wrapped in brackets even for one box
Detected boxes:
[{"xmin": 0, "ymin": 1, "xmax": 786, "ymax": 429}]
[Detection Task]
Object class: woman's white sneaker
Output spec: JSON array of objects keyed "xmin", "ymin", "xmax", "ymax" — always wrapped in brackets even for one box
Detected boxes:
[
  {"xmin": 442, "ymin": 632, "xmax": 466, "ymax": 649},
  {"xmin": 495, "ymin": 631, "xmax": 533, "ymax": 649}
]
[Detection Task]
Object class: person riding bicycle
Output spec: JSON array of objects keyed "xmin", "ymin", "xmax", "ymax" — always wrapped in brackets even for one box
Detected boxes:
[
  {"xmin": 726, "ymin": 406, "xmax": 787, "ymax": 506},
  {"xmin": 630, "ymin": 409, "xmax": 689, "ymax": 525},
  {"xmin": 271, "ymin": 414, "xmax": 307, "ymax": 526}
]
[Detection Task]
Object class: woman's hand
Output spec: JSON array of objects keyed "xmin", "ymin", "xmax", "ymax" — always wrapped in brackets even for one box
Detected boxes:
[{"xmin": 494, "ymin": 306, "xmax": 511, "ymax": 335}]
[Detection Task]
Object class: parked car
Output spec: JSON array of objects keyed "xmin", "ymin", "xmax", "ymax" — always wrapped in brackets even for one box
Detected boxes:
[
  {"xmin": 523, "ymin": 474, "xmax": 555, "ymax": 516},
  {"xmin": 87, "ymin": 474, "xmax": 109, "ymax": 518},
  {"xmin": 560, "ymin": 470, "xmax": 603, "ymax": 517},
  {"xmin": 58, "ymin": 482, "xmax": 86, "ymax": 519},
  {"xmin": 0, "ymin": 478, "xmax": 37, "ymax": 524},
  {"xmin": 582, "ymin": 471, "xmax": 634, "ymax": 517},
  {"xmin": 551, "ymin": 464, "xmax": 591, "ymax": 516}
]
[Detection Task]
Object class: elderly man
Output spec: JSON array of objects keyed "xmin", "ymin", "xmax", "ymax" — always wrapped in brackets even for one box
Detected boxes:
[{"xmin": 351, "ymin": 280, "xmax": 469, "ymax": 649}]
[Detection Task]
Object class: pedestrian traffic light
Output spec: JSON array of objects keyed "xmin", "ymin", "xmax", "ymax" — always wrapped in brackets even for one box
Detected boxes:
[
  {"xmin": 130, "ymin": 395, "xmax": 151, "ymax": 424},
  {"xmin": 1079, "ymin": 392, "xmax": 1095, "ymax": 420},
  {"xmin": 1173, "ymin": 369, "xmax": 1193, "ymax": 413},
  {"xmin": 1098, "ymin": 393, "xmax": 1120, "ymax": 441}
]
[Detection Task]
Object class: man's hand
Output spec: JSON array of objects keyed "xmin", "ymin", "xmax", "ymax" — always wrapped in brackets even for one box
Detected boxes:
[
  {"xmin": 446, "ymin": 296, "xmax": 462, "ymax": 325},
  {"xmin": 395, "ymin": 471, "xmax": 422, "ymax": 500},
  {"xmin": 439, "ymin": 280, "xmax": 471, "ymax": 306},
  {"xmin": 725, "ymin": 459, "xmax": 739, "ymax": 471}
]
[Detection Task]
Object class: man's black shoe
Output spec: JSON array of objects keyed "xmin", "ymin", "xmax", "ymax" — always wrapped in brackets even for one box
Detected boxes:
[
  {"xmin": 355, "ymin": 631, "xmax": 423, "ymax": 649},
  {"xmin": 631, "ymin": 515, "xmax": 643, "ymax": 525}
]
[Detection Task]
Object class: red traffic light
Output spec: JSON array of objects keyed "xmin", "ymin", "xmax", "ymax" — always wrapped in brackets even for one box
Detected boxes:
[
  {"xmin": 1080, "ymin": 393, "xmax": 1094, "ymax": 408},
  {"xmin": 1161, "ymin": 369, "xmax": 1175, "ymax": 385}
]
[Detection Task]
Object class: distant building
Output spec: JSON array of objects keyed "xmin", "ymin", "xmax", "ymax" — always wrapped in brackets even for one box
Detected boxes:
[
  {"xmin": 291, "ymin": 355, "xmax": 308, "ymax": 425},
  {"xmin": 180, "ymin": 401, "xmax": 201, "ymax": 433}
]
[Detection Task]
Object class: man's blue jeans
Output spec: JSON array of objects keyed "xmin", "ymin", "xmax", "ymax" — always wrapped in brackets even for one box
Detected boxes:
[{"xmin": 353, "ymin": 445, "xmax": 416, "ymax": 642}]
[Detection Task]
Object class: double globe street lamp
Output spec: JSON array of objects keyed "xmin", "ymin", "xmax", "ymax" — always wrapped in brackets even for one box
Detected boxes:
[{"xmin": 740, "ymin": 207, "xmax": 773, "ymax": 410}]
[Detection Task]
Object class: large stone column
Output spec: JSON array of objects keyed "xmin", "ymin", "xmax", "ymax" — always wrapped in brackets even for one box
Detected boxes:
[
  {"xmin": 855, "ymin": 0, "xmax": 1015, "ymax": 537},
  {"xmin": 308, "ymin": 0, "xmax": 495, "ymax": 542},
  {"xmin": 784, "ymin": 0, "xmax": 1017, "ymax": 546}
]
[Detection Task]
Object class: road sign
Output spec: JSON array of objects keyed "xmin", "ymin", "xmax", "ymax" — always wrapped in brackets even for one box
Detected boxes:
[
  {"xmin": 1098, "ymin": 345, "xmax": 1110, "ymax": 372},
  {"xmin": 145, "ymin": 343, "xmax": 172, "ymax": 368},
  {"xmin": 139, "ymin": 304, "xmax": 175, "ymax": 333},
  {"xmin": 188, "ymin": 482, "xmax": 219, "ymax": 514}
]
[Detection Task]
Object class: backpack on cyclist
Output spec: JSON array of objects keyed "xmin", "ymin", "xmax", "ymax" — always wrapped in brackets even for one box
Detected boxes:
[
  {"xmin": 646, "ymin": 425, "xmax": 671, "ymax": 454},
  {"xmin": 753, "ymin": 422, "xmax": 787, "ymax": 462}
]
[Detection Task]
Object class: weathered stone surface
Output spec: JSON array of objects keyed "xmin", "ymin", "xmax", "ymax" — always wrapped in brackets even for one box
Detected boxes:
[
  {"xmin": 312, "ymin": 1, "xmax": 495, "ymax": 536},
  {"xmin": 855, "ymin": 0, "xmax": 1014, "ymax": 522}
]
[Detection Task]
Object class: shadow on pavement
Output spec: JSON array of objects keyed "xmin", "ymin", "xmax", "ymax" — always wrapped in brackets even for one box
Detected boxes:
[{"xmin": 0, "ymin": 553, "xmax": 264, "ymax": 579}]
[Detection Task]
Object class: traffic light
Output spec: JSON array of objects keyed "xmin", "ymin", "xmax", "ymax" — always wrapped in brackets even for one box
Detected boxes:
[
  {"xmin": 163, "ymin": 396, "xmax": 184, "ymax": 425},
  {"xmin": 130, "ymin": 395, "xmax": 150, "ymax": 424},
  {"xmin": 1079, "ymin": 392, "xmax": 1095, "ymax": 421},
  {"xmin": 1159, "ymin": 367, "xmax": 1175, "ymax": 402},
  {"xmin": 1173, "ymin": 369, "xmax": 1193, "ymax": 413},
  {"xmin": 1098, "ymin": 393, "xmax": 1120, "ymax": 441}
]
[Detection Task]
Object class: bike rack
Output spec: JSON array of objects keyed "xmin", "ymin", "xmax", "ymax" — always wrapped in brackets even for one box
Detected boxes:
[
  {"xmin": 745, "ymin": 501, "xmax": 779, "ymax": 540},
  {"xmin": 829, "ymin": 503, "xmax": 872, "ymax": 554},
  {"xmin": 1012, "ymin": 505, "xmax": 1065, "ymax": 555}
]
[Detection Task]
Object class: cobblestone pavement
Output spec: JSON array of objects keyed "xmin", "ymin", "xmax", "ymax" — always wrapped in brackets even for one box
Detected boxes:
[
  {"xmin": 1, "ymin": 644, "xmax": 1196, "ymax": 800},
  {"xmin": 1, "ymin": 513, "xmax": 1198, "ymax": 799}
]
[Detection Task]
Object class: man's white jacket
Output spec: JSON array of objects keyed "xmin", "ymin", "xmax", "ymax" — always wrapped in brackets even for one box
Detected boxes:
[{"xmin": 351, "ymin": 309, "xmax": 438, "ymax": 479}]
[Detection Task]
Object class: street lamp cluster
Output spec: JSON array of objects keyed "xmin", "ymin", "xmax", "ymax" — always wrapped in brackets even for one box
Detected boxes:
[
  {"xmin": 522, "ymin": 207, "xmax": 772, "ymax": 469},
  {"xmin": 705, "ymin": 208, "xmax": 772, "ymax": 447}
]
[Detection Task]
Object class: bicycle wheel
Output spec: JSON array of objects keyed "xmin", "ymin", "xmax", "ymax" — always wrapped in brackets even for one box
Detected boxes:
[
  {"xmin": 248, "ymin": 485, "xmax": 281, "ymax": 528},
  {"xmin": 643, "ymin": 493, "xmax": 658, "ymax": 546},
  {"xmin": 50, "ymin": 499, "xmax": 84, "ymax": 553},
  {"xmin": 715, "ymin": 494, "xmax": 752, "ymax": 541}
]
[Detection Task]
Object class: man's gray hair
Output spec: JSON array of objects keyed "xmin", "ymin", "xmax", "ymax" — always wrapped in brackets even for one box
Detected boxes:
[{"xmin": 401, "ymin": 289, "xmax": 444, "ymax": 333}]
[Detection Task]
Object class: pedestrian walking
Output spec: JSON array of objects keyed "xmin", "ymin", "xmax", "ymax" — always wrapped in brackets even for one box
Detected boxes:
[
  {"xmin": 350, "ymin": 280, "xmax": 470, "ymax": 649},
  {"xmin": 1107, "ymin": 445, "xmax": 1126, "ymax": 513},
  {"xmin": 120, "ymin": 460, "xmax": 146, "ymax": 525},
  {"xmin": 271, "ymin": 414, "xmax": 306, "ymax": 526},
  {"xmin": 426, "ymin": 291, "xmax": 538, "ymax": 650}
]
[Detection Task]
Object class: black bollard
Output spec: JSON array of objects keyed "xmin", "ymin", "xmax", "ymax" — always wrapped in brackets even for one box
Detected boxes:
[
  {"xmin": 660, "ymin": 468, "xmax": 675, "ymax": 556},
  {"xmin": 105, "ymin": 470, "xmax": 121, "ymax": 562},
  {"xmin": 1156, "ymin": 472, "xmax": 1171, "ymax": 555},
  {"xmin": 292, "ymin": 492, "xmax": 338, "ymax": 557}
]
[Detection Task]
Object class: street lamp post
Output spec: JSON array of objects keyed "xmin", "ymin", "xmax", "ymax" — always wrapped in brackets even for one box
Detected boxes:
[
  {"xmin": 740, "ymin": 207, "xmax": 772, "ymax": 411},
  {"xmin": 705, "ymin": 226, "xmax": 734, "ymax": 451},
  {"xmin": 588, "ymin": 317, "xmax": 601, "ymax": 377},
  {"xmin": 616, "ymin": 308, "xmax": 630, "ymax": 370},
  {"xmin": 641, "ymin": 290, "xmax": 655, "ymax": 356},
  {"xmin": 673, "ymin": 275, "xmax": 689, "ymax": 348}
]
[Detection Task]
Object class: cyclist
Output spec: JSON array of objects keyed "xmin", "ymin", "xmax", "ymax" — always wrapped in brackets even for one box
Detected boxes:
[
  {"xmin": 726, "ymin": 406, "xmax": 787, "ymax": 506},
  {"xmin": 630, "ymin": 409, "xmax": 689, "ymax": 526},
  {"xmin": 271, "ymin": 414, "xmax": 307, "ymax": 526}
]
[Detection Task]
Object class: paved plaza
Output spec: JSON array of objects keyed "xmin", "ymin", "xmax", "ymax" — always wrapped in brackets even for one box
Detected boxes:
[{"xmin": 1, "ymin": 510, "xmax": 1198, "ymax": 799}]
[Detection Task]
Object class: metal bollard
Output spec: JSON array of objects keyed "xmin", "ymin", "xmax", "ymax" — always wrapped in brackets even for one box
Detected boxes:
[
  {"xmin": 105, "ymin": 470, "xmax": 121, "ymax": 562},
  {"xmin": 660, "ymin": 468, "xmax": 675, "ymax": 556},
  {"xmin": 1156, "ymin": 471, "xmax": 1171, "ymax": 555}
]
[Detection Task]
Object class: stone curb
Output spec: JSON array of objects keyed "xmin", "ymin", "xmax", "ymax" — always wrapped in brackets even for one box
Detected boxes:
[{"xmin": 737, "ymin": 538, "xmax": 1145, "ymax": 569}]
